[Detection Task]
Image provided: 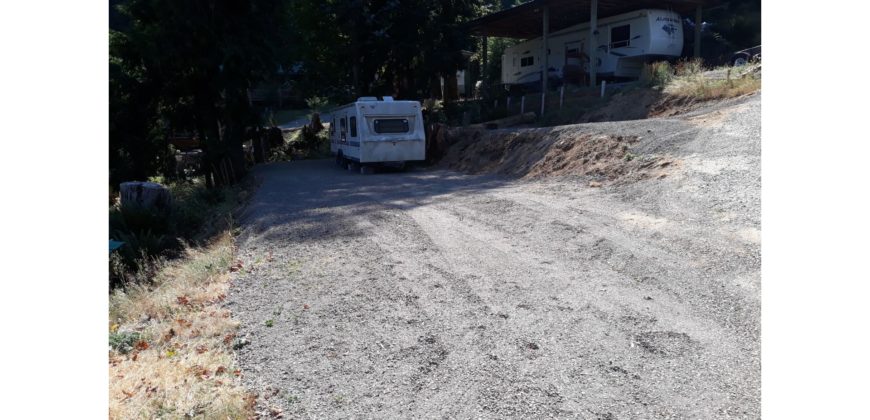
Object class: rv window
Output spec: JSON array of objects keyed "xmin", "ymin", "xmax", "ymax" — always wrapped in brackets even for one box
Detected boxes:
[
  {"xmin": 520, "ymin": 56, "xmax": 534, "ymax": 67},
  {"xmin": 373, "ymin": 118, "xmax": 409, "ymax": 134},
  {"xmin": 340, "ymin": 117, "xmax": 347, "ymax": 141},
  {"xmin": 350, "ymin": 116, "xmax": 357, "ymax": 137},
  {"xmin": 610, "ymin": 24, "xmax": 630, "ymax": 48}
]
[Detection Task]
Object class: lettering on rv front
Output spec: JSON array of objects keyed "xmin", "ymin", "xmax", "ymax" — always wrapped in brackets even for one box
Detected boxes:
[{"xmin": 656, "ymin": 16, "xmax": 680, "ymax": 23}]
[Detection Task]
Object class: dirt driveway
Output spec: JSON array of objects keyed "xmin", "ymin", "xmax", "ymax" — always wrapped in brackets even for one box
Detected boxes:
[{"xmin": 228, "ymin": 95, "xmax": 761, "ymax": 419}]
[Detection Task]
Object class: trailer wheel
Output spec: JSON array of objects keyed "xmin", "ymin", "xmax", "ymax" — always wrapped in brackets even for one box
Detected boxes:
[
  {"xmin": 336, "ymin": 152, "xmax": 349, "ymax": 170},
  {"xmin": 360, "ymin": 165, "xmax": 375, "ymax": 175},
  {"xmin": 732, "ymin": 53, "xmax": 750, "ymax": 67},
  {"xmin": 348, "ymin": 161, "xmax": 360, "ymax": 172}
]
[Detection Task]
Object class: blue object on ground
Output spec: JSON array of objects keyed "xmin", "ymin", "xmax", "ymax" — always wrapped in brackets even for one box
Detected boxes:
[{"xmin": 110, "ymin": 240, "xmax": 125, "ymax": 253}]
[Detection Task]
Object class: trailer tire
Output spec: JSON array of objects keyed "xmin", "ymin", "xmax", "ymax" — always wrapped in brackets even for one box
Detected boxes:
[
  {"xmin": 348, "ymin": 161, "xmax": 360, "ymax": 172},
  {"xmin": 360, "ymin": 165, "xmax": 375, "ymax": 175},
  {"xmin": 336, "ymin": 152, "xmax": 349, "ymax": 170},
  {"xmin": 732, "ymin": 53, "xmax": 750, "ymax": 67}
]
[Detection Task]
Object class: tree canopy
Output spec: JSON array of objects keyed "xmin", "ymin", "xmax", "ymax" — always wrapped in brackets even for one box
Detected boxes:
[{"xmin": 109, "ymin": 0, "xmax": 760, "ymax": 186}]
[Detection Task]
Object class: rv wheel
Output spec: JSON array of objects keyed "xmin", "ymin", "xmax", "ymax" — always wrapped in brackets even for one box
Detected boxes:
[{"xmin": 732, "ymin": 53, "xmax": 750, "ymax": 67}]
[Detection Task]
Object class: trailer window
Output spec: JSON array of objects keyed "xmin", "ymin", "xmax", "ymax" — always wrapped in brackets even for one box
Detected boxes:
[
  {"xmin": 520, "ymin": 56, "xmax": 534, "ymax": 67},
  {"xmin": 350, "ymin": 116, "xmax": 357, "ymax": 137},
  {"xmin": 610, "ymin": 24, "xmax": 630, "ymax": 48},
  {"xmin": 373, "ymin": 118, "xmax": 409, "ymax": 134},
  {"xmin": 340, "ymin": 117, "xmax": 347, "ymax": 141}
]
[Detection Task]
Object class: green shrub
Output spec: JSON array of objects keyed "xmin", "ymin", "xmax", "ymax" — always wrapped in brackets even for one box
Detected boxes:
[
  {"xmin": 305, "ymin": 96, "xmax": 330, "ymax": 113},
  {"xmin": 285, "ymin": 124, "xmax": 330, "ymax": 159},
  {"xmin": 640, "ymin": 61, "xmax": 673, "ymax": 87},
  {"xmin": 109, "ymin": 331, "xmax": 141, "ymax": 354},
  {"xmin": 110, "ymin": 179, "xmax": 241, "ymax": 286}
]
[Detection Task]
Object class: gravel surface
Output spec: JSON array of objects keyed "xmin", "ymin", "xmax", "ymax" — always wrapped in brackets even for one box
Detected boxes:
[{"xmin": 227, "ymin": 93, "xmax": 761, "ymax": 419}]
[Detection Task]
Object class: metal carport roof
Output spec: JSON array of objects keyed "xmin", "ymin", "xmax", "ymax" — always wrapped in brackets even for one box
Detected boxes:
[{"xmin": 467, "ymin": 0, "xmax": 715, "ymax": 39}]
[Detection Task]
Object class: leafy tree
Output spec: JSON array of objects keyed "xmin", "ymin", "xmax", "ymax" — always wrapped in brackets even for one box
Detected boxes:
[
  {"xmin": 110, "ymin": 0, "xmax": 288, "ymax": 188},
  {"xmin": 285, "ymin": 0, "xmax": 487, "ymax": 102}
]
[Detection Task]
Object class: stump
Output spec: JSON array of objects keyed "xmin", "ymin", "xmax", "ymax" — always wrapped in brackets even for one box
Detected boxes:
[
  {"xmin": 310, "ymin": 113, "xmax": 324, "ymax": 132},
  {"xmin": 119, "ymin": 181, "xmax": 172, "ymax": 213},
  {"xmin": 267, "ymin": 127, "xmax": 284, "ymax": 149}
]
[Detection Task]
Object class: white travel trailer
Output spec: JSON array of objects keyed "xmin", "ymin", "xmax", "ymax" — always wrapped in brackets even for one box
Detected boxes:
[
  {"xmin": 501, "ymin": 9, "xmax": 683, "ymax": 87},
  {"xmin": 330, "ymin": 97, "xmax": 425, "ymax": 171}
]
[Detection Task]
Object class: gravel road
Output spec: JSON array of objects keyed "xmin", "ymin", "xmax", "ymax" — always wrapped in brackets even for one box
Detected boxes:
[{"xmin": 228, "ymin": 93, "xmax": 761, "ymax": 419}]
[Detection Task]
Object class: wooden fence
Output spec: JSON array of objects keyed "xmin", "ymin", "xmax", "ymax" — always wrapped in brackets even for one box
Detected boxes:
[{"xmin": 497, "ymin": 82, "xmax": 615, "ymax": 117}]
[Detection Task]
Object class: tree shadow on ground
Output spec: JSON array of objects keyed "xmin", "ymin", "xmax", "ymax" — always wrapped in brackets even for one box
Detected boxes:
[{"xmin": 236, "ymin": 159, "xmax": 514, "ymax": 246}]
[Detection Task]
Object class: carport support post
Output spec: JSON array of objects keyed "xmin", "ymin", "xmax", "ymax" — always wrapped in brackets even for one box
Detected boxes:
[
  {"xmin": 541, "ymin": 5, "xmax": 549, "ymax": 116},
  {"xmin": 482, "ymin": 36, "xmax": 488, "ymax": 88},
  {"xmin": 589, "ymin": 0, "xmax": 598, "ymax": 88},
  {"xmin": 694, "ymin": 5, "xmax": 703, "ymax": 58}
]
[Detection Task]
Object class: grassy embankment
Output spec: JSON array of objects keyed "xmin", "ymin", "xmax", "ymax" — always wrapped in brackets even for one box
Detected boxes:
[
  {"xmin": 109, "ymin": 180, "xmax": 255, "ymax": 419},
  {"xmin": 538, "ymin": 59, "xmax": 761, "ymax": 126}
]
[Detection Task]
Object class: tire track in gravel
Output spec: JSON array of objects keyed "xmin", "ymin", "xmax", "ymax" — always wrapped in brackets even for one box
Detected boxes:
[{"xmin": 404, "ymin": 195, "xmax": 754, "ymax": 418}]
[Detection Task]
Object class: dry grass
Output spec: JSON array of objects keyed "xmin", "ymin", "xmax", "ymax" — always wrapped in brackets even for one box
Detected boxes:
[
  {"xmin": 665, "ymin": 63, "xmax": 761, "ymax": 100},
  {"xmin": 109, "ymin": 232, "xmax": 254, "ymax": 419}
]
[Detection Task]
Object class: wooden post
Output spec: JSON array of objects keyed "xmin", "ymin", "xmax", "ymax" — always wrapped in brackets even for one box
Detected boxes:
[
  {"xmin": 482, "ymin": 36, "xmax": 489, "ymax": 88},
  {"xmin": 560, "ymin": 85, "xmax": 565, "ymax": 109},
  {"xmin": 694, "ymin": 5, "xmax": 703, "ymax": 58},
  {"xmin": 541, "ymin": 5, "xmax": 549, "ymax": 116},
  {"xmin": 589, "ymin": 0, "xmax": 598, "ymax": 88}
]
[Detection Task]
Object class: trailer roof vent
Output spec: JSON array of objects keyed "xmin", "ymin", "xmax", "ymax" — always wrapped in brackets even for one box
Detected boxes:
[
  {"xmin": 358, "ymin": 96, "xmax": 378, "ymax": 102},
  {"xmin": 382, "ymin": 96, "xmax": 394, "ymax": 102}
]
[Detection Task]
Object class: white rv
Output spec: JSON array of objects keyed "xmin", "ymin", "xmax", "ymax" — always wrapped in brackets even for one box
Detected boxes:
[
  {"xmin": 501, "ymin": 9, "xmax": 683, "ymax": 87},
  {"xmin": 330, "ymin": 97, "xmax": 425, "ymax": 171}
]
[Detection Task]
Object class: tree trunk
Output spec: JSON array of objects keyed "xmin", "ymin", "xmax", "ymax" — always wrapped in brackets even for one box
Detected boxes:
[
  {"xmin": 444, "ymin": 71, "xmax": 459, "ymax": 102},
  {"xmin": 430, "ymin": 76, "xmax": 442, "ymax": 99}
]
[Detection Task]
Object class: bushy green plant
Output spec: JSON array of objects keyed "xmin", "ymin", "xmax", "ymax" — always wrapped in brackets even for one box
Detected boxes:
[
  {"xmin": 305, "ymin": 96, "xmax": 330, "ymax": 113},
  {"xmin": 286, "ymin": 123, "xmax": 330, "ymax": 159},
  {"xmin": 109, "ymin": 331, "xmax": 141, "ymax": 354},
  {"xmin": 640, "ymin": 61, "xmax": 674, "ymax": 87},
  {"xmin": 110, "ymin": 178, "xmax": 241, "ymax": 286}
]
